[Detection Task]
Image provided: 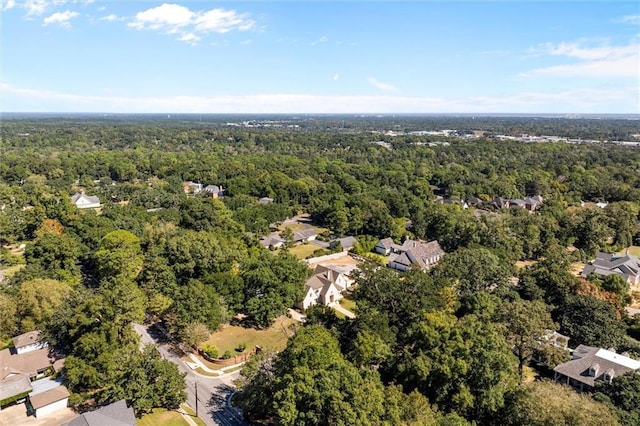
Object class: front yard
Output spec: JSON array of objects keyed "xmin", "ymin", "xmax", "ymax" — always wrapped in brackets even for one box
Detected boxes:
[
  {"xmin": 137, "ymin": 406, "xmax": 206, "ymax": 426},
  {"xmin": 339, "ymin": 297, "xmax": 357, "ymax": 313},
  {"xmin": 202, "ymin": 315, "xmax": 298, "ymax": 357}
]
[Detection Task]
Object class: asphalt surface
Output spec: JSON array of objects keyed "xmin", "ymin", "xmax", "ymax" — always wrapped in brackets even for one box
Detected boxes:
[{"xmin": 133, "ymin": 323, "xmax": 249, "ymax": 426}]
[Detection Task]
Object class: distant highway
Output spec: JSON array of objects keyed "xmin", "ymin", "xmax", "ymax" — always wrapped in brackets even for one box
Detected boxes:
[{"xmin": 133, "ymin": 323, "xmax": 249, "ymax": 426}]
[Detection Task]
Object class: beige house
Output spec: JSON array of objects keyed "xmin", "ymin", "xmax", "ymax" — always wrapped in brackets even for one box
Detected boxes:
[
  {"xmin": 301, "ymin": 265, "xmax": 355, "ymax": 310},
  {"xmin": 0, "ymin": 331, "xmax": 66, "ymax": 415}
]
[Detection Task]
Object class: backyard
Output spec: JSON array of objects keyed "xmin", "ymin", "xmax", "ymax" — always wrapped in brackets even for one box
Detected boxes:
[{"xmin": 287, "ymin": 243, "xmax": 321, "ymax": 260}]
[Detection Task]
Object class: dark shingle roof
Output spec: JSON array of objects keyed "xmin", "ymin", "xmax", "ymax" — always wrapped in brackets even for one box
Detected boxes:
[
  {"xmin": 63, "ymin": 399, "xmax": 136, "ymax": 426},
  {"xmin": 554, "ymin": 345, "xmax": 640, "ymax": 387}
]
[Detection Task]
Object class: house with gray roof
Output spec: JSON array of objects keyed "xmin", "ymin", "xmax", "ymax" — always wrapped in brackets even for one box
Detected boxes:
[
  {"xmin": 554, "ymin": 345, "xmax": 640, "ymax": 391},
  {"xmin": 581, "ymin": 252, "xmax": 640, "ymax": 285},
  {"xmin": 375, "ymin": 238, "xmax": 445, "ymax": 271},
  {"xmin": 63, "ymin": 399, "xmax": 136, "ymax": 426},
  {"xmin": 71, "ymin": 192, "xmax": 100, "ymax": 209},
  {"xmin": 329, "ymin": 236, "xmax": 358, "ymax": 251},
  {"xmin": 203, "ymin": 185, "xmax": 224, "ymax": 199},
  {"xmin": 259, "ymin": 233, "xmax": 286, "ymax": 250},
  {"xmin": 293, "ymin": 228, "xmax": 317, "ymax": 243}
]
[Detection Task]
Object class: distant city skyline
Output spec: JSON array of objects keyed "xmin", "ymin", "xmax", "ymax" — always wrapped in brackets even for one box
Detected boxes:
[{"xmin": 1, "ymin": 1, "xmax": 638, "ymax": 113}]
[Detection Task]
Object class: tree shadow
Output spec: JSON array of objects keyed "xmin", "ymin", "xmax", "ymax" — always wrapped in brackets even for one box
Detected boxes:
[{"xmin": 203, "ymin": 383, "xmax": 248, "ymax": 425}]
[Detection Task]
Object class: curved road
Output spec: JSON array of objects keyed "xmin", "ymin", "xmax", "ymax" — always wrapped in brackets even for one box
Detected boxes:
[{"xmin": 133, "ymin": 323, "xmax": 249, "ymax": 426}]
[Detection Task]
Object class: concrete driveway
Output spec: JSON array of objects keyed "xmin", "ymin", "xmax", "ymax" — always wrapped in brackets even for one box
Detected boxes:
[{"xmin": 0, "ymin": 404, "xmax": 76, "ymax": 426}]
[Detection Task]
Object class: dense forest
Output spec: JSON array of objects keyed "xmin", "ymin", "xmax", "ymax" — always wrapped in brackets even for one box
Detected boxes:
[{"xmin": 1, "ymin": 114, "xmax": 640, "ymax": 424}]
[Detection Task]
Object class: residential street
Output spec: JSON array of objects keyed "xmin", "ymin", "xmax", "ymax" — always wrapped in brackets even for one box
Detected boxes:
[{"xmin": 133, "ymin": 323, "xmax": 248, "ymax": 426}]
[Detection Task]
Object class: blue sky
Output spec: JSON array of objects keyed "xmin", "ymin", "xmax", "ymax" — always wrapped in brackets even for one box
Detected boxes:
[{"xmin": 1, "ymin": 1, "xmax": 639, "ymax": 113}]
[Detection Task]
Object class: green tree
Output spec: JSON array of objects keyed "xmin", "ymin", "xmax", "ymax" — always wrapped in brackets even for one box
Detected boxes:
[
  {"xmin": 94, "ymin": 230, "xmax": 143, "ymax": 282},
  {"xmin": 501, "ymin": 299, "xmax": 557, "ymax": 381},
  {"xmin": 16, "ymin": 278, "xmax": 72, "ymax": 332},
  {"xmin": 560, "ymin": 294, "xmax": 626, "ymax": 348},
  {"xmin": 433, "ymin": 246, "xmax": 513, "ymax": 299},
  {"xmin": 242, "ymin": 251, "xmax": 308, "ymax": 328},
  {"xmin": 502, "ymin": 380, "xmax": 619, "ymax": 426},
  {"xmin": 397, "ymin": 312, "xmax": 518, "ymax": 420},
  {"xmin": 99, "ymin": 345, "xmax": 187, "ymax": 416},
  {"xmin": 595, "ymin": 371, "xmax": 640, "ymax": 425}
]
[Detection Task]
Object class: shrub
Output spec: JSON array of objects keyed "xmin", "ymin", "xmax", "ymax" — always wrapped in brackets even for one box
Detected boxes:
[
  {"xmin": 235, "ymin": 342, "xmax": 247, "ymax": 353},
  {"xmin": 201, "ymin": 344, "xmax": 219, "ymax": 359},
  {"xmin": 222, "ymin": 350, "xmax": 233, "ymax": 359}
]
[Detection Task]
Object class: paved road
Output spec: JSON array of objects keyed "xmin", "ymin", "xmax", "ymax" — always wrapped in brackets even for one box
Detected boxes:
[{"xmin": 133, "ymin": 323, "xmax": 248, "ymax": 426}]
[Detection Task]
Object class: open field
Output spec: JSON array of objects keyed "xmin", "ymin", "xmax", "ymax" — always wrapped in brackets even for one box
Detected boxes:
[{"xmin": 202, "ymin": 315, "xmax": 297, "ymax": 356}]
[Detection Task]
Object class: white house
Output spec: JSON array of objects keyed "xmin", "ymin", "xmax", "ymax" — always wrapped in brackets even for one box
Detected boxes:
[
  {"xmin": 71, "ymin": 192, "xmax": 100, "ymax": 209},
  {"xmin": 13, "ymin": 331, "xmax": 46, "ymax": 355},
  {"xmin": 300, "ymin": 265, "xmax": 355, "ymax": 310}
]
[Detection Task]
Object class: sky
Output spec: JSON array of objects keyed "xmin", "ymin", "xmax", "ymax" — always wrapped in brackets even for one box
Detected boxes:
[{"xmin": 1, "ymin": 0, "xmax": 639, "ymax": 114}]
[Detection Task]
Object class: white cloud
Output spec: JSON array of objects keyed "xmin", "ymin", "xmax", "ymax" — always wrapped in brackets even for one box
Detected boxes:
[
  {"xmin": 333, "ymin": 73, "xmax": 339, "ymax": 81},
  {"xmin": 522, "ymin": 40, "xmax": 640, "ymax": 78},
  {"xmin": 194, "ymin": 8, "xmax": 253, "ymax": 33},
  {"xmin": 128, "ymin": 3, "xmax": 255, "ymax": 44},
  {"xmin": 19, "ymin": 0, "xmax": 91, "ymax": 16},
  {"xmin": 179, "ymin": 32, "xmax": 200, "ymax": 45},
  {"xmin": 43, "ymin": 10, "xmax": 78, "ymax": 27},
  {"xmin": 128, "ymin": 3, "xmax": 194, "ymax": 31},
  {"xmin": 6, "ymin": 82, "xmax": 635, "ymax": 114},
  {"xmin": 24, "ymin": 0, "xmax": 49, "ymax": 15},
  {"xmin": 1, "ymin": 0, "xmax": 16, "ymax": 10},
  {"xmin": 367, "ymin": 77, "xmax": 398, "ymax": 92},
  {"xmin": 310, "ymin": 35, "xmax": 328, "ymax": 46},
  {"xmin": 240, "ymin": 39, "xmax": 253, "ymax": 45},
  {"xmin": 99, "ymin": 14, "xmax": 119, "ymax": 22}
]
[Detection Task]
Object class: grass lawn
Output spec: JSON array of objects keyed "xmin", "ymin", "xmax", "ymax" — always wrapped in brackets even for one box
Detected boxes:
[
  {"xmin": 137, "ymin": 409, "xmax": 188, "ymax": 426},
  {"xmin": 288, "ymin": 243, "xmax": 321, "ymax": 260},
  {"xmin": 181, "ymin": 405, "xmax": 208, "ymax": 426},
  {"xmin": 624, "ymin": 246, "xmax": 640, "ymax": 256},
  {"xmin": 203, "ymin": 315, "xmax": 298, "ymax": 356},
  {"xmin": 137, "ymin": 406, "xmax": 208, "ymax": 426},
  {"xmin": 278, "ymin": 223, "xmax": 306, "ymax": 232},
  {"xmin": 339, "ymin": 297, "xmax": 357, "ymax": 313}
]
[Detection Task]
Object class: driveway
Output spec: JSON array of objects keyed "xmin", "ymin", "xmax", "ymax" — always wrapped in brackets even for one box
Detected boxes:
[
  {"xmin": 0, "ymin": 404, "xmax": 76, "ymax": 426},
  {"xmin": 133, "ymin": 323, "xmax": 248, "ymax": 426}
]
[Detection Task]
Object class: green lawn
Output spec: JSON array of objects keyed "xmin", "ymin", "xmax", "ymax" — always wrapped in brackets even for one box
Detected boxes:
[
  {"xmin": 181, "ymin": 405, "xmax": 208, "ymax": 426},
  {"xmin": 137, "ymin": 409, "xmax": 188, "ymax": 426},
  {"xmin": 624, "ymin": 246, "xmax": 640, "ymax": 256},
  {"xmin": 287, "ymin": 243, "xmax": 321, "ymax": 260},
  {"xmin": 339, "ymin": 297, "xmax": 357, "ymax": 313},
  {"xmin": 202, "ymin": 315, "xmax": 297, "ymax": 356},
  {"xmin": 137, "ymin": 406, "xmax": 207, "ymax": 426}
]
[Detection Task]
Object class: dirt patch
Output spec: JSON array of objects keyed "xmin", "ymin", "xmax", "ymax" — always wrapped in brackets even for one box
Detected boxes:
[{"xmin": 311, "ymin": 253, "xmax": 361, "ymax": 269}]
